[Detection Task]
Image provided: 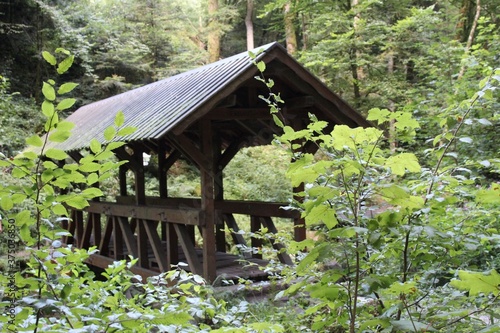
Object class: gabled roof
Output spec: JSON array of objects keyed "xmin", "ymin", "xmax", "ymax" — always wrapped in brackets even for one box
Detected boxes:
[{"xmin": 52, "ymin": 42, "xmax": 370, "ymax": 152}]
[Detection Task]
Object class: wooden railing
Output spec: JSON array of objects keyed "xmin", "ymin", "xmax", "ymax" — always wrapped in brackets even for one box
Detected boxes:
[{"xmin": 62, "ymin": 196, "xmax": 303, "ymax": 277}]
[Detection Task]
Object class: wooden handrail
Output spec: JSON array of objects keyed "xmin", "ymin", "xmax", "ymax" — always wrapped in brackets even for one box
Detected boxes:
[
  {"xmin": 84, "ymin": 201, "xmax": 203, "ymax": 226},
  {"xmin": 115, "ymin": 196, "xmax": 300, "ymax": 219}
]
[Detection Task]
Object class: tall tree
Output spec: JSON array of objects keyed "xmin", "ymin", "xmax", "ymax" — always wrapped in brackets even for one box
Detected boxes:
[
  {"xmin": 283, "ymin": 1, "xmax": 297, "ymax": 54},
  {"xmin": 245, "ymin": 0, "xmax": 254, "ymax": 50},
  {"xmin": 208, "ymin": 0, "xmax": 221, "ymax": 62}
]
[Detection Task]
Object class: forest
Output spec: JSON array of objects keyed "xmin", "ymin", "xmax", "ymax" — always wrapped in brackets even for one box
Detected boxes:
[{"xmin": 0, "ymin": 0, "xmax": 499, "ymax": 332}]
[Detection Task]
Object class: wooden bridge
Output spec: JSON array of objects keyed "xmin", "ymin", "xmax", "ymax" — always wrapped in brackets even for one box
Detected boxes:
[
  {"xmin": 62, "ymin": 197, "xmax": 300, "ymax": 281},
  {"xmin": 53, "ymin": 42, "xmax": 370, "ymax": 282}
]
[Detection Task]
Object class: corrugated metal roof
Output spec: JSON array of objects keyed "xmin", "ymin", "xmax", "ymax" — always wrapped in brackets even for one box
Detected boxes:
[{"xmin": 52, "ymin": 42, "xmax": 279, "ymax": 152}]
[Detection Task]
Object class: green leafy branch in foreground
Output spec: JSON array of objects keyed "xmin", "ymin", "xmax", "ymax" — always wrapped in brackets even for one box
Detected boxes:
[
  {"xmin": 252, "ymin": 54, "xmax": 500, "ymax": 332},
  {"xmin": 0, "ymin": 49, "xmax": 280, "ymax": 333}
]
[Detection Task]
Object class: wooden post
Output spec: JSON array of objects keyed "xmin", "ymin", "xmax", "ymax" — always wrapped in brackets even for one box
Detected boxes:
[
  {"xmin": 293, "ymin": 183, "xmax": 306, "ymax": 242},
  {"xmin": 201, "ymin": 119, "xmax": 217, "ymax": 282},
  {"xmin": 119, "ymin": 164, "xmax": 128, "ymax": 196},
  {"xmin": 214, "ymin": 134, "xmax": 226, "ymax": 253},
  {"xmin": 134, "ymin": 149, "xmax": 149, "ymax": 269}
]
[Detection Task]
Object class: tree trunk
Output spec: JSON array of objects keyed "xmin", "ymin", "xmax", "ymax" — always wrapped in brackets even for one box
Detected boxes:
[
  {"xmin": 387, "ymin": 51, "xmax": 397, "ymax": 153},
  {"xmin": 283, "ymin": 2, "xmax": 297, "ymax": 55},
  {"xmin": 245, "ymin": 0, "xmax": 254, "ymax": 50},
  {"xmin": 352, "ymin": 0, "xmax": 364, "ymax": 80},
  {"xmin": 349, "ymin": 0, "xmax": 362, "ymax": 106},
  {"xmin": 207, "ymin": 0, "xmax": 220, "ymax": 63},
  {"xmin": 456, "ymin": 0, "xmax": 474, "ymax": 42},
  {"xmin": 457, "ymin": 0, "xmax": 481, "ymax": 80}
]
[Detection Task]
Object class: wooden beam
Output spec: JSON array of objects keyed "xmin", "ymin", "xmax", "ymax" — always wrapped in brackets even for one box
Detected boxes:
[
  {"xmin": 217, "ymin": 138, "xmax": 245, "ymax": 170},
  {"xmin": 250, "ymin": 216, "xmax": 263, "ymax": 259},
  {"xmin": 173, "ymin": 224, "xmax": 203, "ymax": 276},
  {"xmin": 86, "ymin": 202, "xmax": 202, "ymax": 226},
  {"xmin": 260, "ymin": 216, "xmax": 293, "ymax": 265},
  {"xmin": 167, "ymin": 134, "xmax": 210, "ymax": 172},
  {"xmin": 119, "ymin": 164, "xmax": 128, "ymax": 196},
  {"xmin": 143, "ymin": 220, "xmax": 168, "ymax": 272},
  {"xmin": 200, "ymin": 118, "xmax": 217, "ymax": 282},
  {"xmin": 214, "ymin": 200, "xmax": 300, "ymax": 219},
  {"xmin": 222, "ymin": 213, "xmax": 250, "ymax": 258},
  {"xmin": 112, "ymin": 216, "xmax": 124, "ymax": 260},
  {"xmin": 137, "ymin": 220, "xmax": 149, "ymax": 268},
  {"xmin": 158, "ymin": 142, "xmax": 168, "ymax": 198},
  {"xmin": 99, "ymin": 216, "xmax": 113, "ymax": 256},
  {"xmin": 166, "ymin": 222, "xmax": 178, "ymax": 269},
  {"xmin": 117, "ymin": 216, "xmax": 138, "ymax": 258},
  {"xmin": 214, "ymin": 133, "xmax": 225, "ymax": 253}
]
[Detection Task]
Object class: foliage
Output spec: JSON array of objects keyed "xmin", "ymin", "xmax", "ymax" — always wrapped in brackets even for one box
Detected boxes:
[{"xmin": 251, "ymin": 51, "xmax": 500, "ymax": 332}]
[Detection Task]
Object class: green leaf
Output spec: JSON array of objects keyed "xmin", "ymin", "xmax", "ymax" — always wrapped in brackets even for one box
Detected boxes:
[
  {"xmin": 87, "ymin": 173, "xmax": 99, "ymax": 185},
  {"xmin": 89, "ymin": 139, "xmax": 102, "ymax": 154},
  {"xmin": 79, "ymin": 162, "xmax": 101, "ymax": 172},
  {"xmin": 42, "ymin": 51, "xmax": 57, "ymax": 66},
  {"xmin": 272, "ymin": 114, "xmax": 284, "ymax": 128},
  {"xmin": 82, "ymin": 187, "xmax": 104, "ymax": 198},
  {"xmin": 55, "ymin": 120, "xmax": 75, "ymax": 131},
  {"xmin": 58, "ymin": 82, "xmax": 78, "ymax": 95},
  {"xmin": 385, "ymin": 153, "xmax": 421, "ymax": 176},
  {"xmin": 450, "ymin": 270, "xmax": 500, "ymax": 296},
  {"xmin": 65, "ymin": 196, "xmax": 89, "ymax": 209},
  {"xmin": 49, "ymin": 130, "xmax": 71, "ymax": 143},
  {"xmin": 52, "ymin": 204, "xmax": 68, "ymax": 216},
  {"xmin": 57, "ymin": 55, "xmax": 74, "ymax": 74},
  {"xmin": 26, "ymin": 135, "xmax": 43, "ymax": 147},
  {"xmin": 104, "ymin": 126, "xmax": 117, "ymax": 141},
  {"xmin": 0, "ymin": 197, "xmax": 13, "ymax": 210},
  {"xmin": 60, "ymin": 284, "xmax": 72, "ymax": 300},
  {"xmin": 56, "ymin": 98, "xmax": 76, "ymax": 111},
  {"xmin": 55, "ymin": 47, "xmax": 70, "ymax": 55},
  {"xmin": 367, "ymin": 108, "xmax": 391, "ymax": 124},
  {"xmin": 305, "ymin": 204, "xmax": 338, "ymax": 229},
  {"xmin": 117, "ymin": 126, "xmax": 136, "ymax": 136},
  {"xmin": 45, "ymin": 148, "xmax": 68, "ymax": 160},
  {"xmin": 114, "ymin": 111, "xmax": 125, "ymax": 127},
  {"xmin": 42, "ymin": 100, "xmax": 55, "ymax": 118},
  {"xmin": 256, "ymin": 61, "xmax": 266, "ymax": 72},
  {"xmin": 42, "ymin": 82, "xmax": 56, "ymax": 101}
]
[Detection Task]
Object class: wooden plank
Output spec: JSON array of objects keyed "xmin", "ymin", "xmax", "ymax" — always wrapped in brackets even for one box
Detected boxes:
[
  {"xmin": 86, "ymin": 202, "xmax": 202, "ymax": 226},
  {"xmin": 260, "ymin": 216, "xmax": 293, "ymax": 265},
  {"xmin": 99, "ymin": 216, "xmax": 113, "ymax": 256},
  {"xmin": 166, "ymin": 223, "xmax": 178, "ymax": 268},
  {"xmin": 137, "ymin": 219, "xmax": 150, "ymax": 269},
  {"xmin": 143, "ymin": 220, "xmax": 169, "ymax": 272},
  {"xmin": 116, "ymin": 196, "xmax": 201, "ymax": 209},
  {"xmin": 173, "ymin": 224, "xmax": 203, "ymax": 276},
  {"xmin": 215, "ymin": 200, "xmax": 300, "ymax": 219},
  {"xmin": 113, "ymin": 216, "xmax": 124, "ymax": 260},
  {"xmin": 119, "ymin": 164, "xmax": 127, "ymax": 196},
  {"xmin": 75, "ymin": 210, "xmax": 84, "ymax": 248},
  {"xmin": 81, "ymin": 212, "xmax": 93, "ymax": 248},
  {"xmin": 117, "ymin": 216, "xmax": 138, "ymax": 258},
  {"xmin": 167, "ymin": 134, "xmax": 209, "ymax": 172},
  {"xmin": 250, "ymin": 216, "xmax": 263, "ymax": 260},
  {"xmin": 201, "ymin": 118, "xmax": 217, "ymax": 282},
  {"xmin": 93, "ymin": 213, "xmax": 101, "ymax": 247},
  {"xmin": 222, "ymin": 213, "xmax": 250, "ymax": 258}
]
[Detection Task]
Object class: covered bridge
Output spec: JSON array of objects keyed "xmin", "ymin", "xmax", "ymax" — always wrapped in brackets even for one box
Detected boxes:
[{"xmin": 55, "ymin": 42, "xmax": 370, "ymax": 282}]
